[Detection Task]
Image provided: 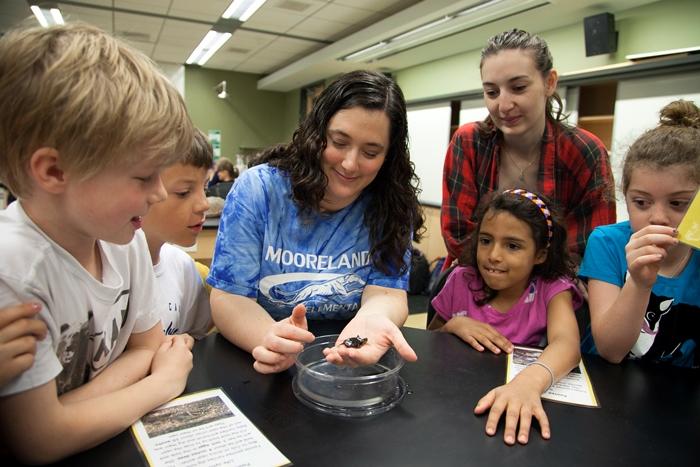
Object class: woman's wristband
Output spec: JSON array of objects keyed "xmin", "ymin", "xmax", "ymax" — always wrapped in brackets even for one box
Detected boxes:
[{"xmin": 527, "ymin": 360, "xmax": 555, "ymax": 392}]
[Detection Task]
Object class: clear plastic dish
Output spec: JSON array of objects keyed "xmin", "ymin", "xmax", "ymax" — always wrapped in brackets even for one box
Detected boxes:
[{"xmin": 292, "ymin": 334, "xmax": 407, "ymax": 418}]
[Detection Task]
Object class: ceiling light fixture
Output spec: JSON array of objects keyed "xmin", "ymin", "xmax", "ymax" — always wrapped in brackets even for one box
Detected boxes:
[
  {"xmin": 340, "ymin": 0, "xmax": 549, "ymax": 63},
  {"xmin": 222, "ymin": 0, "xmax": 267, "ymax": 22},
  {"xmin": 30, "ymin": 4, "xmax": 64, "ymax": 28},
  {"xmin": 186, "ymin": 30, "xmax": 232, "ymax": 66},
  {"xmin": 391, "ymin": 15, "xmax": 453, "ymax": 42},
  {"xmin": 343, "ymin": 42, "xmax": 388, "ymax": 62}
]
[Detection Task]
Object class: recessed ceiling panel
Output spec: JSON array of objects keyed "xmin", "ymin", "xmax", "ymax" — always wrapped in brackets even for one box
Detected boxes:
[
  {"xmin": 115, "ymin": 0, "xmax": 172, "ymax": 15},
  {"xmin": 313, "ymin": 3, "xmax": 375, "ymax": 24},
  {"xmin": 170, "ymin": 0, "xmax": 229, "ymax": 22},
  {"xmin": 160, "ymin": 20, "xmax": 211, "ymax": 47},
  {"xmin": 114, "ymin": 12, "xmax": 163, "ymax": 43},
  {"xmin": 289, "ymin": 16, "xmax": 350, "ymax": 40},
  {"xmin": 332, "ymin": 0, "xmax": 417, "ymax": 13},
  {"xmin": 60, "ymin": 4, "xmax": 114, "ymax": 32},
  {"xmin": 243, "ymin": 6, "xmax": 308, "ymax": 33}
]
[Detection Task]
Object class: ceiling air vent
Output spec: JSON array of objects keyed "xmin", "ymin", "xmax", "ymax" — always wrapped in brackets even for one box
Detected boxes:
[
  {"xmin": 227, "ymin": 47, "xmax": 251, "ymax": 54},
  {"xmin": 276, "ymin": 0, "xmax": 313, "ymax": 12},
  {"xmin": 118, "ymin": 31, "xmax": 151, "ymax": 42}
]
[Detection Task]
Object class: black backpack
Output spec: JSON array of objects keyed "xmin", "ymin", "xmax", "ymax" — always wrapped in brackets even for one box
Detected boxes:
[{"xmin": 408, "ymin": 248, "xmax": 430, "ymax": 295}]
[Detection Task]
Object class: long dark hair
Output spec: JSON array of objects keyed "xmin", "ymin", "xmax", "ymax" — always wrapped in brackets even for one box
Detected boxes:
[
  {"xmin": 460, "ymin": 190, "xmax": 575, "ymax": 305},
  {"xmin": 478, "ymin": 28, "xmax": 566, "ymax": 135},
  {"xmin": 253, "ymin": 70, "xmax": 424, "ymax": 275}
]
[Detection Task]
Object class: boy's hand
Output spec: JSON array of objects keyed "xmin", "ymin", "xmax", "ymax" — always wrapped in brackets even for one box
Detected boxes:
[
  {"xmin": 625, "ymin": 225, "xmax": 678, "ymax": 289},
  {"xmin": 251, "ymin": 304, "xmax": 315, "ymax": 374},
  {"xmin": 322, "ymin": 313, "xmax": 417, "ymax": 367},
  {"xmin": 0, "ymin": 303, "xmax": 47, "ymax": 387},
  {"xmin": 150, "ymin": 334, "xmax": 194, "ymax": 400},
  {"xmin": 442, "ymin": 316, "xmax": 513, "ymax": 354},
  {"xmin": 474, "ymin": 376, "xmax": 550, "ymax": 445}
]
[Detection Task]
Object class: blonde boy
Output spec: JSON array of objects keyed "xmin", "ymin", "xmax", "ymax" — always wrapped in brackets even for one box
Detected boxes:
[
  {"xmin": 0, "ymin": 23, "xmax": 195, "ymax": 463},
  {"xmin": 142, "ymin": 129, "xmax": 214, "ymax": 338}
]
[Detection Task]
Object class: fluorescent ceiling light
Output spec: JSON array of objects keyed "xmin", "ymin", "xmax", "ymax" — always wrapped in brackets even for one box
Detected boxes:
[
  {"xmin": 222, "ymin": 0, "xmax": 267, "ymax": 22},
  {"xmin": 186, "ymin": 30, "xmax": 232, "ymax": 66},
  {"xmin": 50, "ymin": 8, "xmax": 64, "ymax": 25},
  {"xmin": 455, "ymin": 0, "xmax": 504, "ymax": 17},
  {"xmin": 30, "ymin": 4, "xmax": 64, "ymax": 27},
  {"xmin": 30, "ymin": 5, "xmax": 47, "ymax": 27},
  {"xmin": 340, "ymin": 0, "xmax": 548, "ymax": 63},
  {"xmin": 343, "ymin": 42, "xmax": 388, "ymax": 61},
  {"xmin": 391, "ymin": 16, "xmax": 453, "ymax": 42}
]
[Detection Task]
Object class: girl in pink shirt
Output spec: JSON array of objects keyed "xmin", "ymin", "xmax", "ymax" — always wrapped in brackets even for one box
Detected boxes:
[{"xmin": 430, "ymin": 189, "xmax": 582, "ymax": 445}]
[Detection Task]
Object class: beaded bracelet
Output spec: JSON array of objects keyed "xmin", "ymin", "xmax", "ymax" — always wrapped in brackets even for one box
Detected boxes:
[{"xmin": 527, "ymin": 361, "xmax": 555, "ymax": 392}]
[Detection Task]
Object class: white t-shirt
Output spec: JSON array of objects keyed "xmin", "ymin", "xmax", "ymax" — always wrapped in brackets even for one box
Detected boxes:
[
  {"xmin": 155, "ymin": 243, "xmax": 211, "ymax": 339},
  {"xmin": 0, "ymin": 202, "xmax": 160, "ymax": 396}
]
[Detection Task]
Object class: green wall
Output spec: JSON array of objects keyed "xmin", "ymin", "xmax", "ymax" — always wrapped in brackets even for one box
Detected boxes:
[
  {"xmin": 395, "ymin": 0, "xmax": 700, "ymax": 102},
  {"xmin": 184, "ymin": 67, "xmax": 299, "ymax": 159},
  {"xmin": 281, "ymin": 88, "xmax": 301, "ymax": 143}
]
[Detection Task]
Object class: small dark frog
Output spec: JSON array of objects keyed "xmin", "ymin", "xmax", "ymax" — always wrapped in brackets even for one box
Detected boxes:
[{"xmin": 341, "ymin": 335, "xmax": 368, "ymax": 349}]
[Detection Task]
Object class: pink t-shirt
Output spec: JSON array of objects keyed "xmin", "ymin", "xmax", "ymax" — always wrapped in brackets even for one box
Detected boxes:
[{"xmin": 431, "ymin": 266, "xmax": 582, "ymax": 346}]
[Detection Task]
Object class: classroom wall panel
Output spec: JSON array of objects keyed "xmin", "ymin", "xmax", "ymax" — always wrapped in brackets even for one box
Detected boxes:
[
  {"xmin": 610, "ymin": 71, "xmax": 700, "ymax": 221},
  {"xmin": 458, "ymin": 98, "xmax": 488, "ymax": 125},
  {"xmin": 407, "ymin": 103, "xmax": 452, "ymax": 207}
]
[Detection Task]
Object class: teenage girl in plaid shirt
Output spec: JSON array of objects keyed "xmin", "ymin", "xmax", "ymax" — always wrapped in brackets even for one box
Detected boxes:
[{"xmin": 441, "ymin": 29, "xmax": 616, "ymax": 269}]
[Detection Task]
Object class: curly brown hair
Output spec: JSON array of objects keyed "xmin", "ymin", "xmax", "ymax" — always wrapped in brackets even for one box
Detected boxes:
[{"xmin": 253, "ymin": 70, "xmax": 424, "ymax": 275}]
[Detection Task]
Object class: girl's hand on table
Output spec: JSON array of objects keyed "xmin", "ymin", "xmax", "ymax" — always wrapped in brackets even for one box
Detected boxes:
[
  {"xmin": 474, "ymin": 375, "xmax": 550, "ymax": 445},
  {"xmin": 442, "ymin": 315, "xmax": 513, "ymax": 354}
]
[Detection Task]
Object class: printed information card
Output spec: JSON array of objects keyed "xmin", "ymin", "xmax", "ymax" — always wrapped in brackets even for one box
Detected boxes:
[
  {"xmin": 677, "ymin": 190, "xmax": 700, "ymax": 250},
  {"xmin": 506, "ymin": 346, "xmax": 599, "ymax": 408},
  {"xmin": 131, "ymin": 388, "xmax": 291, "ymax": 467}
]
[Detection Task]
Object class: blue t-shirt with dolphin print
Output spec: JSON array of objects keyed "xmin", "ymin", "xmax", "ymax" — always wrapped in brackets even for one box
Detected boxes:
[{"xmin": 207, "ymin": 163, "xmax": 410, "ymax": 321}]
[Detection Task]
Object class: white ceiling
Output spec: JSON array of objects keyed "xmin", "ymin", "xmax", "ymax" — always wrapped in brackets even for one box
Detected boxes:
[{"xmin": 1, "ymin": 0, "xmax": 660, "ymax": 91}]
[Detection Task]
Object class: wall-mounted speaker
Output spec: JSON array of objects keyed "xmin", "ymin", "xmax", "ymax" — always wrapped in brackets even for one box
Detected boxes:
[{"xmin": 583, "ymin": 13, "xmax": 618, "ymax": 57}]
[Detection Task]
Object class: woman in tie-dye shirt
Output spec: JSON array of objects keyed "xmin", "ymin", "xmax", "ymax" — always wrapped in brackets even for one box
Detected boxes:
[{"xmin": 208, "ymin": 70, "xmax": 424, "ymax": 374}]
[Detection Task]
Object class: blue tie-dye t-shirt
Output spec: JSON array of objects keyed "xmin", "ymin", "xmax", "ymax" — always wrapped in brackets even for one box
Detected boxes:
[{"xmin": 207, "ymin": 164, "xmax": 410, "ymax": 321}]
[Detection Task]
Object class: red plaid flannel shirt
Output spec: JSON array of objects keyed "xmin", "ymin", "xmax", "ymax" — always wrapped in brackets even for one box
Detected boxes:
[{"xmin": 441, "ymin": 120, "xmax": 616, "ymax": 265}]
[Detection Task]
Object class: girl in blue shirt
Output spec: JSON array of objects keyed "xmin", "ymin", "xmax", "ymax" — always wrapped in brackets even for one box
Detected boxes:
[{"xmin": 580, "ymin": 100, "xmax": 700, "ymax": 366}]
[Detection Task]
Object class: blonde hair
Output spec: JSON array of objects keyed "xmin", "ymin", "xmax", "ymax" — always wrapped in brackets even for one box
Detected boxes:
[
  {"xmin": 0, "ymin": 22, "xmax": 194, "ymax": 197},
  {"xmin": 621, "ymin": 100, "xmax": 700, "ymax": 194}
]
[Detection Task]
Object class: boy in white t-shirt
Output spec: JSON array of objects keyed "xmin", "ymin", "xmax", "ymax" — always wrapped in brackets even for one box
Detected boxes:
[
  {"xmin": 0, "ymin": 23, "xmax": 195, "ymax": 463},
  {"xmin": 142, "ymin": 129, "xmax": 214, "ymax": 339}
]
